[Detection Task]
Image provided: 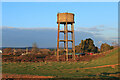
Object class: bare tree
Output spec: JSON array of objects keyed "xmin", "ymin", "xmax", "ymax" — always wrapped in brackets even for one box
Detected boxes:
[{"xmin": 31, "ymin": 42, "xmax": 39, "ymax": 54}]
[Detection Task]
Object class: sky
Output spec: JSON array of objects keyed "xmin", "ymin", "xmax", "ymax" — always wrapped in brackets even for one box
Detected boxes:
[
  {"xmin": 2, "ymin": 2, "xmax": 118, "ymax": 48},
  {"xmin": 1, "ymin": 0, "xmax": 119, "ymax": 2}
]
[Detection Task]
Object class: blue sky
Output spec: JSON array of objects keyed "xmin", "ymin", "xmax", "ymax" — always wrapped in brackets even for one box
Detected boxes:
[
  {"xmin": 3, "ymin": 2, "xmax": 118, "ymax": 28},
  {"xmin": 2, "ymin": 2, "xmax": 118, "ymax": 48}
]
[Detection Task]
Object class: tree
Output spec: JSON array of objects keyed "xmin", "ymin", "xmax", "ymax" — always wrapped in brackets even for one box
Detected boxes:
[
  {"xmin": 100, "ymin": 43, "xmax": 113, "ymax": 52},
  {"xmin": 75, "ymin": 38, "xmax": 98, "ymax": 53},
  {"xmin": 31, "ymin": 42, "xmax": 39, "ymax": 54}
]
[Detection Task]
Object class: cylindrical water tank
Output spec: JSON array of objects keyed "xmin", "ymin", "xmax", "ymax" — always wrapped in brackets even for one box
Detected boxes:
[{"xmin": 57, "ymin": 13, "xmax": 74, "ymax": 24}]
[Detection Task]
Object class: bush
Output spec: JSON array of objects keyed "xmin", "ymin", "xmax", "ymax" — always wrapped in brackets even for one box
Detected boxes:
[{"xmin": 100, "ymin": 43, "xmax": 114, "ymax": 52}]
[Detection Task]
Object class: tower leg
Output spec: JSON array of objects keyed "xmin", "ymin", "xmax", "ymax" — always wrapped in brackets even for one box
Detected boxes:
[
  {"xmin": 57, "ymin": 23, "xmax": 60, "ymax": 61},
  {"xmin": 64, "ymin": 24, "xmax": 66, "ymax": 61},
  {"xmin": 72, "ymin": 23, "xmax": 75, "ymax": 61},
  {"xmin": 66, "ymin": 22, "xmax": 68, "ymax": 61}
]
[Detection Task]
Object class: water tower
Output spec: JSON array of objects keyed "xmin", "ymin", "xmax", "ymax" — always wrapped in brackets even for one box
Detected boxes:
[{"xmin": 57, "ymin": 13, "xmax": 75, "ymax": 61}]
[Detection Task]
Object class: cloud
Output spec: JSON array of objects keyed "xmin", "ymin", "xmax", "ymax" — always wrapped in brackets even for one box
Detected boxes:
[
  {"xmin": 2, "ymin": 26, "xmax": 114, "ymax": 48},
  {"xmin": 107, "ymin": 37, "xmax": 118, "ymax": 42},
  {"xmin": 98, "ymin": 41, "xmax": 102, "ymax": 44},
  {"xmin": 2, "ymin": 26, "xmax": 57, "ymax": 30},
  {"xmin": 76, "ymin": 25, "xmax": 105, "ymax": 36},
  {"xmin": 2, "ymin": 27, "xmax": 58, "ymax": 48},
  {"xmin": 76, "ymin": 25, "xmax": 117, "ymax": 37},
  {"xmin": 107, "ymin": 27, "xmax": 118, "ymax": 31},
  {"xmin": 76, "ymin": 25, "xmax": 105, "ymax": 33},
  {"xmin": 76, "ymin": 26, "xmax": 103, "ymax": 32},
  {"xmin": 78, "ymin": 26, "xmax": 104, "ymax": 32}
]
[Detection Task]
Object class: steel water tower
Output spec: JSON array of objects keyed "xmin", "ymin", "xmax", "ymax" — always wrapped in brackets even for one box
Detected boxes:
[{"xmin": 57, "ymin": 13, "xmax": 75, "ymax": 61}]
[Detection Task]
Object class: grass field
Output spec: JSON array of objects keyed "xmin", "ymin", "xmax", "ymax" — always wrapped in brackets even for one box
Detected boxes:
[{"xmin": 2, "ymin": 48, "xmax": 119, "ymax": 78}]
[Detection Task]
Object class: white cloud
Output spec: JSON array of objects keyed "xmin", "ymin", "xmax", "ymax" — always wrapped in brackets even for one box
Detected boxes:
[
  {"xmin": 75, "ymin": 25, "xmax": 105, "ymax": 36},
  {"xmin": 2, "ymin": 26, "xmax": 109, "ymax": 48},
  {"xmin": 2, "ymin": 26, "xmax": 57, "ymax": 30},
  {"xmin": 98, "ymin": 41, "xmax": 102, "ymax": 44},
  {"xmin": 2, "ymin": 26, "xmax": 117, "ymax": 48},
  {"xmin": 76, "ymin": 25, "xmax": 105, "ymax": 32}
]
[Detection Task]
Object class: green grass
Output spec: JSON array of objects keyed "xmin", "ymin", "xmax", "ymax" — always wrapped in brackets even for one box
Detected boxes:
[{"xmin": 2, "ymin": 48, "xmax": 119, "ymax": 78}]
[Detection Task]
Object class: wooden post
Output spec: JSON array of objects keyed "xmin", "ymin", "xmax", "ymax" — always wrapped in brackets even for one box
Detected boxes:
[
  {"xmin": 66, "ymin": 22, "xmax": 68, "ymax": 61},
  {"xmin": 72, "ymin": 23, "xmax": 75, "ymax": 61},
  {"xmin": 64, "ymin": 24, "xmax": 66, "ymax": 58},
  {"xmin": 57, "ymin": 22, "xmax": 60, "ymax": 61}
]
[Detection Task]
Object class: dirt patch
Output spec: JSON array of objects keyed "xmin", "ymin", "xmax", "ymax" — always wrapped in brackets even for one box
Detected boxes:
[
  {"xmin": 78, "ymin": 64, "xmax": 119, "ymax": 70},
  {"xmin": 2, "ymin": 73, "xmax": 55, "ymax": 78},
  {"xmin": 64, "ymin": 64, "xmax": 119, "ymax": 71}
]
